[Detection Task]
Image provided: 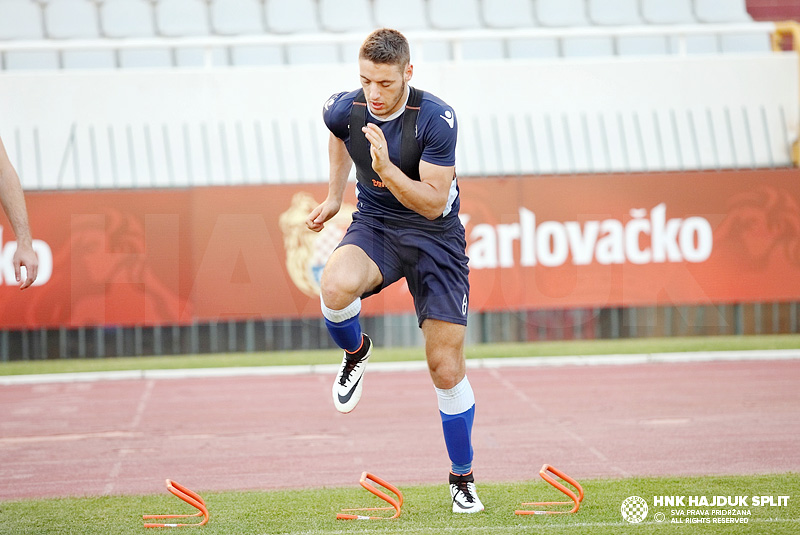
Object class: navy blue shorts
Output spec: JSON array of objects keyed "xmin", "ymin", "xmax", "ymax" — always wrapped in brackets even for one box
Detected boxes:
[{"xmin": 337, "ymin": 213, "xmax": 470, "ymax": 327}]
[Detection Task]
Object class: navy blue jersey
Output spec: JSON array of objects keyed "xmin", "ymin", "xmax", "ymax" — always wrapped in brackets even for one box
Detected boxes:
[{"xmin": 322, "ymin": 87, "xmax": 461, "ymax": 231}]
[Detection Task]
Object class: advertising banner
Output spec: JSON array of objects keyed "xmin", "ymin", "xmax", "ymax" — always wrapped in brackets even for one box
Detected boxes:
[{"xmin": 0, "ymin": 169, "xmax": 798, "ymax": 328}]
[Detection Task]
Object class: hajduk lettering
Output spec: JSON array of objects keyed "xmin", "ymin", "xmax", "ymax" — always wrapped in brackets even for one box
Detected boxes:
[{"xmin": 464, "ymin": 203, "xmax": 713, "ymax": 269}]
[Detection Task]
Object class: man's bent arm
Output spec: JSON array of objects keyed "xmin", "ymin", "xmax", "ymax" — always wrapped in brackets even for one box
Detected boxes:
[
  {"xmin": 0, "ymin": 137, "xmax": 38, "ymax": 288},
  {"xmin": 307, "ymin": 133, "xmax": 353, "ymax": 232}
]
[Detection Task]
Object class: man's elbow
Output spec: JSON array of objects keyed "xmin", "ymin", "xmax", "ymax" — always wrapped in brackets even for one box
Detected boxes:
[{"xmin": 420, "ymin": 200, "xmax": 447, "ymax": 220}]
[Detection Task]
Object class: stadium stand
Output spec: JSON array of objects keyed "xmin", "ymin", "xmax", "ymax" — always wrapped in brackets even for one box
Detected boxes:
[
  {"xmin": 0, "ymin": 0, "xmax": 796, "ymax": 357},
  {"xmin": 0, "ymin": 0, "xmax": 775, "ymax": 68}
]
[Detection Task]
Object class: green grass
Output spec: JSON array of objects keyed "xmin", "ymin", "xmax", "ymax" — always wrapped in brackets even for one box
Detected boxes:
[
  {"xmin": 1, "ymin": 334, "xmax": 799, "ymax": 377},
  {"xmin": 1, "ymin": 473, "xmax": 797, "ymax": 534}
]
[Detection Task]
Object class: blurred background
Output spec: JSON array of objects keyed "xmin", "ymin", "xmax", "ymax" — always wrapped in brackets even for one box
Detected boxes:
[{"xmin": 0, "ymin": 0, "xmax": 799, "ymax": 360}]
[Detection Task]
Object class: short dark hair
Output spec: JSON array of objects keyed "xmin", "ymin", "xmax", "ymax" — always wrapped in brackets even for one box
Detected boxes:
[{"xmin": 359, "ymin": 28, "xmax": 410, "ymax": 67}]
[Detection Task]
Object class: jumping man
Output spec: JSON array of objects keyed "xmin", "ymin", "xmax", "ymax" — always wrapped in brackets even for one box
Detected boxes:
[{"xmin": 306, "ymin": 28, "xmax": 482, "ymax": 513}]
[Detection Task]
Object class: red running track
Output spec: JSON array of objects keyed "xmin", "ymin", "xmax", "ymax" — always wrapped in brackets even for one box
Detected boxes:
[{"xmin": 0, "ymin": 359, "xmax": 798, "ymax": 500}]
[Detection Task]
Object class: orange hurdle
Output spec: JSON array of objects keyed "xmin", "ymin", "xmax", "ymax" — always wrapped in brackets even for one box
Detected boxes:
[
  {"xmin": 143, "ymin": 479, "xmax": 209, "ymax": 528},
  {"xmin": 515, "ymin": 464, "xmax": 584, "ymax": 515},
  {"xmin": 336, "ymin": 472, "xmax": 404, "ymax": 520}
]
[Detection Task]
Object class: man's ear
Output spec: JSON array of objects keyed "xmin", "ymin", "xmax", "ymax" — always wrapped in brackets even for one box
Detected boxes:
[{"xmin": 405, "ymin": 63, "xmax": 413, "ymax": 82}]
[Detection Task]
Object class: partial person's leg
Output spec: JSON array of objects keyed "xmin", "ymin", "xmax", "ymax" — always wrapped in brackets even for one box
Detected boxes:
[
  {"xmin": 320, "ymin": 244, "xmax": 382, "ymax": 351},
  {"xmin": 423, "ymin": 319, "xmax": 483, "ymax": 513},
  {"xmin": 321, "ymin": 244, "xmax": 383, "ymax": 413}
]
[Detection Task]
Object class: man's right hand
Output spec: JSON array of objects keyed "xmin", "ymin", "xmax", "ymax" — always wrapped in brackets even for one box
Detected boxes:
[{"xmin": 305, "ymin": 199, "xmax": 341, "ymax": 232}]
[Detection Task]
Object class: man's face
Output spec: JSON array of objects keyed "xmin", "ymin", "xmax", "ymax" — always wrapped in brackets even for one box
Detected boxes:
[{"xmin": 358, "ymin": 58, "xmax": 412, "ymax": 118}]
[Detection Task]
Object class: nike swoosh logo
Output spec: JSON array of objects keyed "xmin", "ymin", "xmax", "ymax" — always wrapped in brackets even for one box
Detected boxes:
[
  {"xmin": 337, "ymin": 375, "xmax": 362, "ymax": 405},
  {"xmin": 453, "ymin": 497, "xmax": 473, "ymax": 509}
]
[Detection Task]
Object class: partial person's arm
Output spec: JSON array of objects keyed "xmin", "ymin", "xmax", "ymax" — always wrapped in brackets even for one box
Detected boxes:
[
  {"xmin": 306, "ymin": 133, "xmax": 354, "ymax": 232},
  {"xmin": 361, "ymin": 123, "xmax": 453, "ymax": 221},
  {"xmin": 0, "ymin": 137, "xmax": 38, "ymax": 289}
]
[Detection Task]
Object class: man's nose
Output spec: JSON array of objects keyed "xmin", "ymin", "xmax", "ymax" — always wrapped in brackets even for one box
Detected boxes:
[{"xmin": 368, "ymin": 84, "xmax": 381, "ymax": 100}]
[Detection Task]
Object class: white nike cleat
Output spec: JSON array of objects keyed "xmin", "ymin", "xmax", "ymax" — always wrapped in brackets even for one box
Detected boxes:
[
  {"xmin": 450, "ymin": 472, "xmax": 484, "ymax": 513},
  {"xmin": 332, "ymin": 334, "xmax": 371, "ymax": 413}
]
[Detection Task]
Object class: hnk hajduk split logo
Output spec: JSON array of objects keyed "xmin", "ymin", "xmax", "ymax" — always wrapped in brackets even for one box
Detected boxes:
[{"xmin": 621, "ymin": 496, "xmax": 648, "ymax": 523}]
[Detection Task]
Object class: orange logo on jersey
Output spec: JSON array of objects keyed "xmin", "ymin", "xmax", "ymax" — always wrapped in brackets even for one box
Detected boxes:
[{"xmin": 372, "ymin": 179, "xmax": 386, "ymax": 188}]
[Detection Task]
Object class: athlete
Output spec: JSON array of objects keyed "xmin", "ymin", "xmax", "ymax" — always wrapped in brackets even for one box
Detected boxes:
[
  {"xmin": 306, "ymin": 29, "xmax": 482, "ymax": 513},
  {"xmin": 0, "ymin": 136, "xmax": 38, "ymax": 289}
]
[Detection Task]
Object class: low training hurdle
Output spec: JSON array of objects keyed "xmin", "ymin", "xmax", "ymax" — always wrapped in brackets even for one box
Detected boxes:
[
  {"xmin": 143, "ymin": 479, "xmax": 209, "ymax": 528},
  {"xmin": 337, "ymin": 472, "xmax": 404, "ymax": 520},
  {"xmin": 515, "ymin": 464, "xmax": 584, "ymax": 515}
]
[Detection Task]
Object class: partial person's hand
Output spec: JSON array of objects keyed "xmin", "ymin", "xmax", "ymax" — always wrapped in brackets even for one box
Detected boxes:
[
  {"xmin": 13, "ymin": 242, "xmax": 38, "ymax": 290},
  {"xmin": 362, "ymin": 124, "xmax": 390, "ymax": 174},
  {"xmin": 305, "ymin": 198, "xmax": 341, "ymax": 232}
]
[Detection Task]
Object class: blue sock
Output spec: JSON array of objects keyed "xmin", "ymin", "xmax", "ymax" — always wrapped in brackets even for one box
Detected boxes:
[
  {"xmin": 321, "ymin": 298, "xmax": 363, "ymax": 353},
  {"xmin": 436, "ymin": 376, "xmax": 475, "ymax": 475}
]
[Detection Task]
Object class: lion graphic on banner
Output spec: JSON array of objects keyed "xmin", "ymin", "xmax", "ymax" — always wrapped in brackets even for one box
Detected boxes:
[{"xmin": 279, "ymin": 192, "xmax": 354, "ymax": 297}]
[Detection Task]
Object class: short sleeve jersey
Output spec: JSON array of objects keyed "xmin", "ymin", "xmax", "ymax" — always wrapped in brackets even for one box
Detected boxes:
[{"xmin": 322, "ymin": 87, "xmax": 461, "ymax": 231}]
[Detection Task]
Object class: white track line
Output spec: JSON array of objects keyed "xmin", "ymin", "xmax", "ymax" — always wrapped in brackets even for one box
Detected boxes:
[{"xmin": 1, "ymin": 349, "xmax": 798, "ymax": 386}]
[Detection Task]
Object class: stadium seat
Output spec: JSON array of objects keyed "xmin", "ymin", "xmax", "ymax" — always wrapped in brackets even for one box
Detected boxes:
[
  {"xmin": 116, "ymin": 49, "xmax": 173, "ymax": 68},
  {"xmin": 230, "ymin": 45, "xmax": 283, "ymax": 66},
  {"xmin": 318, "ymin": 0, "xmax": 374, "ymax": 32},
  {"xmin": 0, "ymin": 0, "xmax": 45, "ymax": 39},
  {"xmin": 427, "ymin": 0, "xmax": 482, "ymax": 29},
  {"xmin": 210, "ymin": 0, "xmax": 266, "ymax": 34},
  {"xmin": 507, "ymin": 38, "xmax": 560, "ymax": 58},
  {"xmin": 100, "ymin": 0, "xmax": 156, "ymax": 37},
  {"xmin": 535, "ymin": 0, "xmax": 613, "ymax": 57},
  {"xmin": 641, "ymin": 0, "xmax": 696, "ymax": 24},
  {"xmin": 155, "ymin": 0, "xmax": 211, "ymax": 36},
  {"xmin": 265, "ymin": 0, "xmax": 320, "ymax": 33},
  {"xmin": 42, "ymin": 0, "xmax": 117, "ymax": 68},
  {"xmin": 481, "ymin": 0, "xmax": 535, "ymax": 28},
  {"xmin": 535, "ymin": 0, "xmax": 589, "ymax": 27},
  {"xmin": 694, "ymin": 0, "xmax": 768, "ymax": 53},
  {"xmin": 588, "ymin": 0, "xmax": 669, "ymax": 56},
  {"xmin": 588, "ymin": 0, "xmax": 640, "ymax": 25},
  {"xmin": 374, "ymin": 0, "xmax": 428, "ymax": 30},
  {"xmin": 693, "ymin": 0, "xmax": 751, "ymax": 23},
  {"xmin": 43, "ymin": 0, "xmax": 101, "ymax": 38},
  {"xmin": 0, "ymin": 0, "xmax": 59, "ymax": 69}
]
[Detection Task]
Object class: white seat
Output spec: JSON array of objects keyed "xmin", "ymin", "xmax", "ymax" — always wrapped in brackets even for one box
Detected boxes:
[
  {"xmin": 118, "ymin": 49, "xmax": 173, "ymax": 68},
  {"xmin": 694, "ymin": 0, "xmax": 751, "ymax": 23},
  {"xmin": 720, "ymin": 33, "xmax": 771, "ymax": 53},
  {"xmin": 43, "ymin": 0, "xmax": 101, "ymax": 38},
  {"xmin": 641, "ymin": 0, "xmax": 696, "ymax": 24},
  {"xmin": 535, "ymin": 0, "xmax": 588, "ymax": 27},
  {"xmin": 536, "ymin": 0, "xmax": 613, "ymax": 56},
  {"xmin": 173, "ymin": 47, "xmax": 227, "ymax": 66},
  {"xmin": 427, "ymin": 0, "xmax": 481, "ymax": 29},
  {"xmin": 4, "ymin": 51, "xmax": 60, "ymax": 70},
  {"xmin": 507, "ymin": 38, "xmax": 559, "ymax": 58},
  {"xmin": 459, "ymin": 39, "xmax": 505, "ymax": 60},
  {"xmin": 0, "ymin": 0, "xmax": 45, "ymax": 39},
  {"xmin": 231, "ymin": 45, "xmax": 283, "ymax": 65},
  {"xmin": 481, "ymin": 0, "xmax": 535, "ymax": 28},
  {"xmin": 318, "ymin": 0, "xmax": 373, "ymax": 32},
  {"xmin": 589, "ymin": 0, "xmax": 661, "ymax": 55},
  {"xmin": 101, "ymin": 0, "xmax": 156, "ymax": 37},
  {"xmin": 156, "ymin": 0, "xmax": 210, "ymax": 36},
  {"xmin": 266, "ymin": 0, "xmax": 319, "ymax": 33},
  {"xmin": 588, "ymin": 0, "xmax": 641, "ymax": 25},
  {"xmin": 374, "ymin": 0, "xmax": 428, "ymax": 30},
  {"xmin": 62, "ymin": 50, "xmax": 116, "ymax": 68},
  {"xmin": 211, "ymin": 0, "xmax": 265, "ymax": 34},
  {"xmin": 617, "ymin": 36, "xmax": 669, "ymax": 55},
  {"xmin": 286, "ymin": 43, "xmax": 339, "ymax": 64}
]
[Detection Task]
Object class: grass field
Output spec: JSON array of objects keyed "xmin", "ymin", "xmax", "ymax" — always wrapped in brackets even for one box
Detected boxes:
[
  {"xmin": 1, "ymin": 333, "xmax": 798, "ymax": 376},
  {"xmin": 2, "ymin": 334, "xmax": 798, "ymax": 534},
  {"xmin": 0, "ymin": 474, "xmax": 797, "ymax": 534}
]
